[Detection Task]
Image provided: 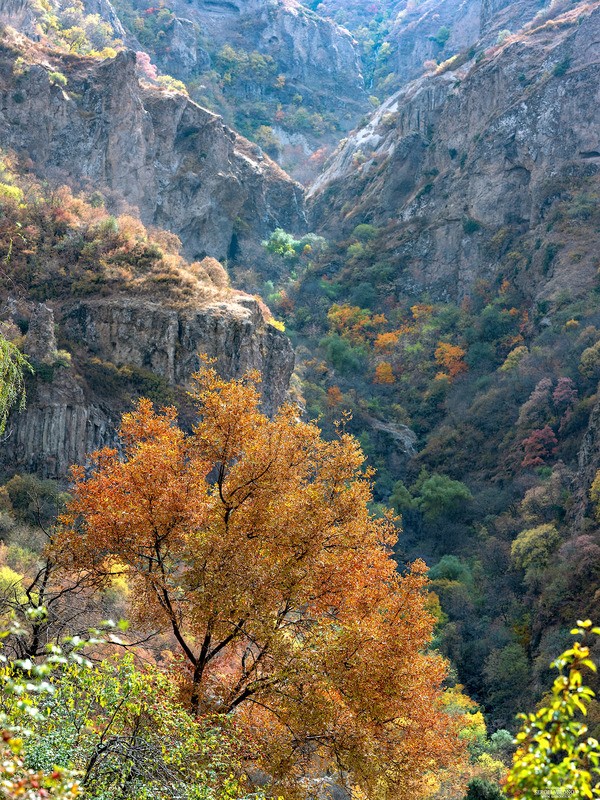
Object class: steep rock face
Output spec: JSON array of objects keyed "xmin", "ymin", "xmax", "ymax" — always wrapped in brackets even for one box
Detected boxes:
[
  {"xmin": 480, "ymin": 0, "xmax": 547, "ymax": 37},
  {"xmin": 64, "ymin": 296, "xmax": 294, "ymax": 413},
  {"xmin": 0, "ymin": 0, "xmax": 40, "ymax": 37},
  {"xmin": 570, "ymin": 388, "xmax": 600, "ymax": 526},
  {"xmin": 1, "ymin": 296, "xmax": 294, "ymax": 479},
  {"xmin": 104, "ymin": 0, "xmax": 368, "ymax": 181},
  {"xmin": 1, "ymin": 303, "xmax": 113, "ymax": 478},
  {"xmin": 146, "ymin": 0, "xmax": 367, "ymax": 117},
  {"xmin": 309, "ymin": 2, "xmax": 600, "ymax": 300},
  {"xmin": 24, "ymin": 304, "xmax": 57, "ymax": 364},
  {"xmin": 389, "ymin": 0, "xmax": 482, "ymax": 86},
  {"xmin": 0, "ymin": 37, "xmax": 305, "ymax": 264},
  {"xmin": 2, "ymin": 365, "xmax": 114, "ymax": 479},
  {"xmin": 308, "ymin": 0, "xmax": 547, "ymax": 94}
]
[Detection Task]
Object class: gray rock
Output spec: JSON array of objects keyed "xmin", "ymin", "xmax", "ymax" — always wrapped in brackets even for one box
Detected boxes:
[
  {"xmin": 159, "ymin": 0, "xmax": 368, "ymax": 117},
  {"xmin": 309, "ymin": 2, "xmax": 600, "ymax": 301},
  {"xmin": 570, "ymin": 386, "xmax": 600, "ymax": 526},
  {"xmin": 25, "ymin": 304, "xmax": 57, "ymax": 364},
  {"xmin": 0, "ymin": 0, "xmax": 40, "ymax": 38},
  {"xmin": 2, "ymin": 294, "xmax": 294, "ymax": 479},
  {"xmin": 0, "ymin": 42, "xmax": 305, "ymax": 267},
  {"xmin": 1, "ymin": 362, "xmax": 113, "ymax": 479},
  {"xmin": 64, "ymin": 295, "xmax": 295, "ymax": 414}
]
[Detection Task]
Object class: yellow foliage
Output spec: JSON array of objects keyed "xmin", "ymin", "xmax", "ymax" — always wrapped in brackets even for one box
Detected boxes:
[
  {"xmin": 327, "ymin": 386, "xmax": 343, "ymax": 407},
  {"xmin": 590, "ymin": 470, "xmax": 600, "ymax": 520},
  {"xmin": 0, "ymin": 565, "xmax": 25, "ymax": 601},
  {"xmin": 0, "ymin": 183, "xmax": 24, "ymax": 204},
  {"xmin": 411, "ymin": 304, "xmax": 434, "ymax": 321},
  {"xmin": 477, "ymin": 752, "xmax": 507, "ymax": 783},
  {"xmin": 374, "ymin": 362, "xmax": 395, "ymax": 384},
  {"xmin": 328, "ymin": 304, "xmax": 387, "ymax": 343},
  {"xmin": 375, "ymin": 331, "xmax": 401, "ymax": 351},
  {"xmin": 500, "ymin": 345, "xmax": 528, "ymax": 372},
  {"xmin": 268, "ymin": 319, "xmax": 285, "ymax": 332}
]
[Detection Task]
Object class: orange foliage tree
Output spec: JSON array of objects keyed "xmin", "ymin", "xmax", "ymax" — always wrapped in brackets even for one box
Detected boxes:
[
  {"xmin": 327, "ymin": 303, "xmax": 386, "ymax": 343},
  {"xmin": 374, "ymin": 361, "xmax": 396, "ymax": 384},
  {"xmin": 435, "ymin": 341, "xmax": 467, "ymax": 379},
  {"xmin": 54, "ymin": 367, "xmax": 466, "ymax": 798}
]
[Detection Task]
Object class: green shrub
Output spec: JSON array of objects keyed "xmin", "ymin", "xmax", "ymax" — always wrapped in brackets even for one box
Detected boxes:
[
  {"xmin": 463, "ymin": 217, "xmax": 482, "ymax": 235},
  {"xmin": 553, "ymin": 57, "xmax": 571, "ymax": 77},
  {"xmin": 431, "ymin": 25, "xmax": 451, "ymax": 47},
  {"xmin": 48, "ymin": 71, "xmax": 68, "ymax": 87}
]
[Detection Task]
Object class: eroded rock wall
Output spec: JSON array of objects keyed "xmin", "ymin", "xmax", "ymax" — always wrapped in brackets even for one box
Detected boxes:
[
  {"xmin": 309, "ymin": 2, "xmax": 600, "ymax": 300},
  {"xmin": 0, "ymin": 38, "xmax": 305, "ymax": 264},
  {"xmin": 1, "ymin": 297, "xmax": 294, "ymax": 479}
]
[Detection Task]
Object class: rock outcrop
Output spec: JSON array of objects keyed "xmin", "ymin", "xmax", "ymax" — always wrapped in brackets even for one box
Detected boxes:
[
  {"xmin": 1, "ymin": 296, "xmax": 294, "ymax": 479},
  {"xmin": 84, "ymin": 0, "xmax": 368, "ymax": 181},
  {"xmin": 309, "ymin": 1, "xmax": 600, "ymax": 300},
  {"xmin": 570, "ymin": 387, "xmax": 600, "ymax": 526},
  {"xmin": 1, "ymin": 304, "xmax": 113, "ymax": 478},
  {"xmin": 64, "ymin": 296, "xmax": 294, "ymax": 413},
  {"xmin": 1, "ymin": 363, "xmax": 114, "ymax": 479},
  {"xmin": 139, "ymin": 0, "xmax": 367, "ymax": 119},
  {"xmin": 0, "ymin": 34, "xmax": 305, "ymax": 265},
  {"xmin": 309, "ymin": 0, "xmax": 548, "ymax": 94},
  {"xmin": 23, "ymin": 304, "xmax": 57, "ymax": 364},
  {"xmin": 480, "ymin": 0, "xmax": 546, "ymax": 37},
  {"xmin": 0, "ymin": 0, "xmax": 40, "ymax": 38},
  {"xmin": 389, "ymin": 0, "xmax": 482, "ymax": 87}
]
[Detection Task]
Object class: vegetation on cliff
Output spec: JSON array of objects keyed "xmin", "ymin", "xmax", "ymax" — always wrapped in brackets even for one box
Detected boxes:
[{"xmin": 3, "ymin": 0, "xmax": 600, "ymax": 797}]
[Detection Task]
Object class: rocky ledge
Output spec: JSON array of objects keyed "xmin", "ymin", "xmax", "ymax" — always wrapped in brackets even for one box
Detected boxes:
[{"xmin": 1, "ymin": 296, "xmax": 294, "ymax": 479}]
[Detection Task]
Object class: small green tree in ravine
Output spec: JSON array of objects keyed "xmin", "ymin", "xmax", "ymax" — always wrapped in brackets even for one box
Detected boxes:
[
  {"xmin": 505, "ymin": 619, "xmax": 600, "ymax": 798},
  {"xmin": 417, "ymin": 474, "xmax": 473, "ymax": 521}
]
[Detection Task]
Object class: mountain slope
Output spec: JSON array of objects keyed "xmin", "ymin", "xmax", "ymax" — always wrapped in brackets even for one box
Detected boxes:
[
  {"xmin": 309, "ymin": 1, "xmax": 600, "ymax": 301},
  {"xmin": 88, "ymin": 0, "xmax": 369, "ymax": 179},
  {"xmin": 0, "ymin": 30, "xmax": 305, "ymax": 264}
]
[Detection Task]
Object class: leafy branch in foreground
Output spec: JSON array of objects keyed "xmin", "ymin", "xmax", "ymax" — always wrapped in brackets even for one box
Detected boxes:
[
  {"xmin": 0, "ymin": 333, "xmax": 32, "ymax": 436},
  {"xmin": 0, "ymin": 613, "xmax": 249, "ymax": 800},
  {"xmin": 505, "ymin": 619, "xmax": 600, "ymax": 798},
  {"xmin": 0, "ymin": 610, "xmax": 107, "ymax": 798}
]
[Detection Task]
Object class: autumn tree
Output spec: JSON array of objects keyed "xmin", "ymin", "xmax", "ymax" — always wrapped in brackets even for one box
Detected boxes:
[
  {"xmin": 553, "ymin": 376, "xmax": 578, "ymax": 409},
  {"xmin": 521, "ymin": 425, "xmax": 558, "ymax": 468},
  {"xmin": 55, "ymin": 366, "xmax": 467, "ymax": 799},
  {"xmin": 434, "ymin": 341, "xmax": 467, "ymax": 379},
  {"xmin": 374, "ymin": 360, "xmax": 395, "ymax": 384}
]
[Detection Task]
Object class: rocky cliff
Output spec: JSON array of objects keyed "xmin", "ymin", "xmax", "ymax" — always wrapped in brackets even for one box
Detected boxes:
[
  {"xmin": 1, "ymin": 294, "xmax": 294, "ymax": 479},
  {"xmin": 309, "ymin": 0, "xmax": 600, "ymax": 301},
  {"xmin": 0, "ymin": 31, "xmax": 305, "ymax": 265},
  {"xmin": 64, "ymin": 296, "xmax": 293, "ymax": 410},
  {"xmin": 310, "ymin": 0, "xmax": 548, "ymax": 98},
  {"xmin": 389, "ymin": 0, "xmax": 482, "ymax": 87},
  {"xmin": 0, "ymin": 0, "xmax": 40, "ymax": 37},
  {"xmin": 73, "ymin": 0, "xmax": 368, "ymax": 181},
  {"xmin": 480, "ymin": 0, "xmax": 547, "ymax": 37},
  {"xmin": 155, "ymin": 0, "xmax": 366, "ymax": 114}
]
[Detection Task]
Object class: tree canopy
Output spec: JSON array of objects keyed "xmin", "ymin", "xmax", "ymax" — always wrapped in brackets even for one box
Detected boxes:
[{"xmin": 55, "ymin": 366, "xmax": 466, "ymax": 799}]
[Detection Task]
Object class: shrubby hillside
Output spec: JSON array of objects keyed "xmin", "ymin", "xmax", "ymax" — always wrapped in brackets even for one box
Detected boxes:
[{"xmin": 2, "ymin": 0, "xmax": 600, "ymax": 797}]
